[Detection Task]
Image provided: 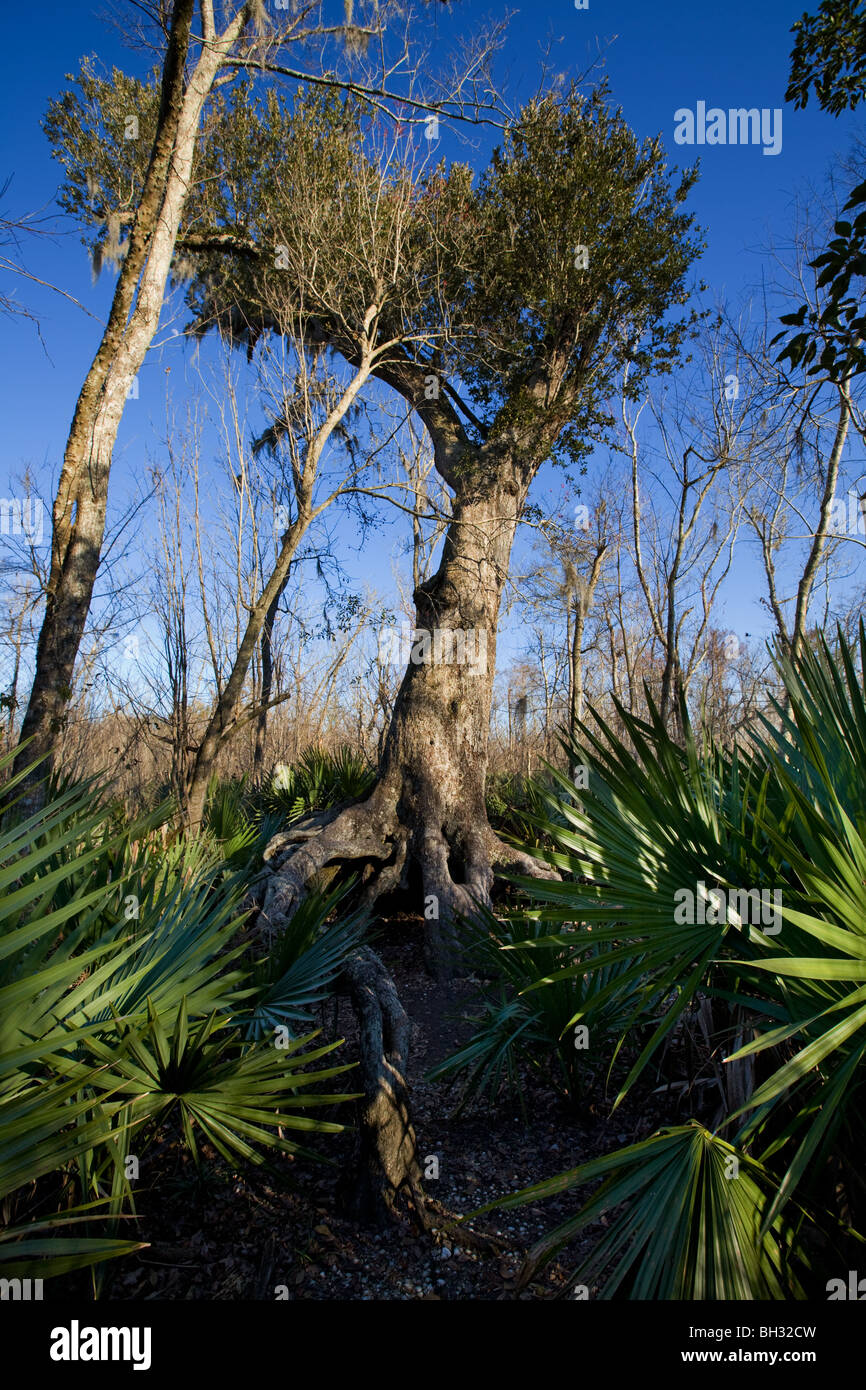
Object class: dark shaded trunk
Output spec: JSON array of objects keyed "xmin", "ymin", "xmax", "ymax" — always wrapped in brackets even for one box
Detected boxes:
[{"xmin": 252, "ymin": 590, "xmax": 281, "ymax": 778}]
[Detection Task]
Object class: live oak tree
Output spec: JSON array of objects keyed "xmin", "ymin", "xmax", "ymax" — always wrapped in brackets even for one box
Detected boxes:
[
  {"xmin": 177, "ymin": 84, "xmax": 704, "ymax": 973},
  {"xmin": 786, "ymin": 0, "xmax": 866, "ymax": 116}
]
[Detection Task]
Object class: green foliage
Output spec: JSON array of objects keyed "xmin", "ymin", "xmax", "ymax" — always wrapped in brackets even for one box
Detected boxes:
[
  {"xmin": 484, "ymin": 772, "xmax": 562, "ymax": 848},
  {"xmin": 202, "ymin": 773, "xmax": 282, "ymax": 870},
  {"xmin": 428, "ymin": 906, "xmax": 648, "ymax": 1113},
  {"xmin": 457, "ymin": 87, "xmax": 704, "ymax": 444},
  {"xmin": 776, "ymin": 3, "xmax": 866, "ymax": 380},
  {"xmin": 474, "ymin": 626, "xmax": 866, "ymax": 1296},
  {"xmin": 786, "ymin": 0, "xmax": 866, "ymax": 114},
  {"xmin": 246, "ymin": 881, "xmax": 368, "ymax": 1041},
  {"xmin": 42, "ymin": 59, "xmax": 158, "ymax": 266},
  {"xmin": 43, "ymin": 66, "xmax": 705, "ymax": 489},
  {"xmin": 184, "ymin": 82, "xmax": 438, "ymax": 358},
  {"xmin": 773, "ymin": 179, "xmax": 866, "ymax": 381},
  {"xmin": 0, "ymin": 755, "xmax": 358, "ymax": 1285},
  {"xmin": 473, "ymin": 1124, "xmax": 807, "ymax": 1299},
  {"xmin": 262, "ymin": 745, "xmax": 376, "ymax": 822}
]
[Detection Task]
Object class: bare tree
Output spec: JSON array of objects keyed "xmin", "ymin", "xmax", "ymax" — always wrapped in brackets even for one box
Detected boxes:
[
  {"xmin": 615, "ymin": 342, "xmax": 742, "ymax": 734},
  {"xmin": 725, "ymin": 300, "xmax": 860, "ymax": 661}
]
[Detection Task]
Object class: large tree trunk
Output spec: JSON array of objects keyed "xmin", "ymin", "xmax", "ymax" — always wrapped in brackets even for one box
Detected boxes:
[{"xmin": 260, "ymin": 472, "xmax": 558, "ymax": 977}]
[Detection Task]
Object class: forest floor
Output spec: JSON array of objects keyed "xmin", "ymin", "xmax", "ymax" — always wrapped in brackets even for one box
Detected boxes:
[{"xmin": 58, "ymin": 913, "xmax": 684, "ymax": 1302}]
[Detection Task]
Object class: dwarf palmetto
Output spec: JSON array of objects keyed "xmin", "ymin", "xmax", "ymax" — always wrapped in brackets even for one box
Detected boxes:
[
  {"xmin": 472, "ymin": 626, "xmax": 866, "ymax": 1297},
  {"xmin": 0, "ymin": 753, "xmax": 359, "ymax": 1283}
]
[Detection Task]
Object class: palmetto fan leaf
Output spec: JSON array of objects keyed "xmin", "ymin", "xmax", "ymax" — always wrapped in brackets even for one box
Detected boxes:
[
  {"xmin": 50, "ymin": 1000, "xmax": 356, "ymax": 1167},
  {"xmin": 263, "ymin": 746, "xmax": 375, "ymax": 821},
  {"xmin": 501, "ymin": 692, "xmax": 788, "ymax": 1106},
  {"xmin": 246, "ymin": 881, "xmax": 368, "ymax": 1039},
  {"xmin": 472, "ymin": 1123, "xmax": 806, "ymax": 1299},
  {"xmin": 0, "ymin": 752, "xmax": 358, "ymax": 1282},
  {"xmin": 480, "ymin": 625, "xmax": 866, "ymax": 1297}
]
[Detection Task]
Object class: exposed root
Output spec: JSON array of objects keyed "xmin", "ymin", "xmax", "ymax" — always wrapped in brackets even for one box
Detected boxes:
[
  {"xmin": 358, "ymin": 828, "xmax": 409, "ymax": 910},
  {"xmin": 486, "ymin": 830, "xmax": 562, "ymax": 883},
  {"xmin": 337, "ymin": 945, "xmax": 425, "ymax": 1225},
  {"xmin": 255, "ymin": 786, "xmax": 559, "ymax": 977},
  {"xmin": 259, "ymin": 793, "xmax": 398, "ymax": 938},
  {"xmin": 334, "ymin": 947, "xmax": 515, "ymax": 1251},
  {"xmin": 418, "ymin": 1198, "xmax": 510, "ymax": 1255},
  {"xmin": 261, "ymin": 807, "xmax": 344, "ymax": 867}
]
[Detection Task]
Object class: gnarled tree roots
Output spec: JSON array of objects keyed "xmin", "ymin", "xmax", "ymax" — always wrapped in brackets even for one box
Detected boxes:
[
  {"xmin": 250, "ymin": 783, "xmax": 559, "ymax": 1232},
  {"xmin": 257, "ymin": 782, "xmax": 559, "ymax": 979}
]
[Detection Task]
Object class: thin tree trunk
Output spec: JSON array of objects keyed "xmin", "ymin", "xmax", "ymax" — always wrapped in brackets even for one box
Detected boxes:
[
  {"xmin": 569, "ymin": 598, "xmax": 585, "ymax": 770},
  {"xmin": 184, "ymin": 350, "xmax": 374, "ymax": 829},
  {"xmin": 14, "ymin": 1, "xmax": 246, "ymax": 808},
  {"xmin": 184, "ymin": 515, "xmax": 309, "ymax": 831},
  {"xmin": 789, "ymin": 386, "xmax": 851, "ymax": 660},
  {"xmin": 567, "ymin": 545, "xmax": 605, "ymax": 777},
  {"xmin": 253, "ymin": 588, "xmax": 282, "ymax": 779}
]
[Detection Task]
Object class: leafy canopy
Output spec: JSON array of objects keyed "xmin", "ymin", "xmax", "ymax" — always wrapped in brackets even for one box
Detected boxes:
[{"xmin": 43, "ymin": 63, "xmax": 704, "ymax": 474}]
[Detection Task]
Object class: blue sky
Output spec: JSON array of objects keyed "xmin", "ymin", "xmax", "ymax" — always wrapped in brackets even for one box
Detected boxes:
[{"xmin": 0, "ymin": 0, "xmax": 863, "ymax": 684}]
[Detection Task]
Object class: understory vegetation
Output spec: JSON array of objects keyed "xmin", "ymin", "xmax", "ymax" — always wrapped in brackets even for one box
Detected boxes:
[
  {"xmin": 0, "ymin": 752, "xmax": 360, "ymax": 1291},
  {"xmin": 460, "ymin": 625, "xmax": 866, "ymax": 1298},
  {"xmin": 3, "ymin": 630, "xmax": 865, "ymax": 1298}
]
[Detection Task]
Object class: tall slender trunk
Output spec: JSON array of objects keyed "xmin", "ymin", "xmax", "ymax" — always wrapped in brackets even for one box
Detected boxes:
[
  {"xmin": 183, "ymin": 344, "xmax": 374, "ymax": 832},
  {"xmin": 568, "ymin": 597, "xmax": 585, "ymax": 774},
  {"xmin": 789, "ymin": 387, "xmax": 851, "ymax": 662},
  {"xmin": 14, "ymin": 1, "xmax": 246, "ymax": 808},
  {"xmin": 567, "ymin": 544, "xmax": 606, "ymax": 776},
  {"xmin": 184, "ymin": 516, "xmax": 309, "ymax": 832},
  {"xmin": 252, "ymin": 589, "xmax": 281, "ymax": 779}
]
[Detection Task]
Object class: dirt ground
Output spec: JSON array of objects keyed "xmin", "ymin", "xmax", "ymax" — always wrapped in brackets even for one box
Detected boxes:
[{"xmin": 57, "ymin": 915, "xmax": 677, "ymax": 1302}]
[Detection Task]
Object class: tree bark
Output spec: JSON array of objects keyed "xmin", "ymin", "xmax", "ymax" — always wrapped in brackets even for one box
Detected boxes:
[
  {"xmin": 337, "ymin": 946, "xmax": 423, "ymax": 1225},
  {"xmin": 183, "ymin": 512, "xmax": 309, "ymax": 832},
  {"xmin": 260, "ymin": 472, "xmax": 559, "ymax": 977},
  {"xmin": 567, "ymin": 543, "xmax": 606, "ymax": 776},
  {"xmin": 14, "ymin": 1, "xmax": 247, "ymax": 809},
  {"xmin": 252, "ymin": 589, "xmax": 281, "ymax": 779}
]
